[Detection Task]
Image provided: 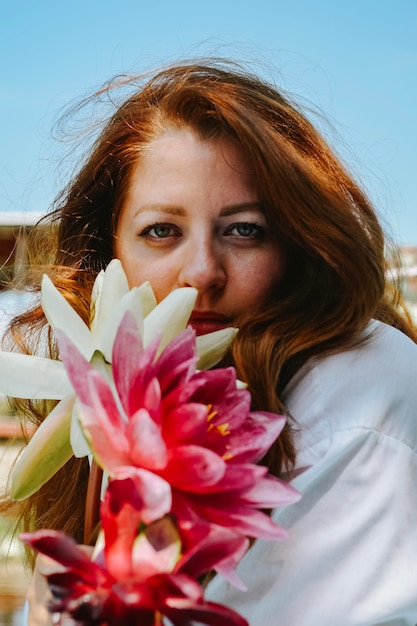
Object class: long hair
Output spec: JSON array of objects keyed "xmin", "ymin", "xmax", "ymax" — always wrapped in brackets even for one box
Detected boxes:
[{"xmin": 5, "ymin": 60, "xmax": 415, "ymax": 539}]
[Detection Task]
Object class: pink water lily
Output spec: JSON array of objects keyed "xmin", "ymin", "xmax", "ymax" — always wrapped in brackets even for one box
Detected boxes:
[
  {"xmin": 56, "ymin": 312, "xmax": 300, "ymax": 548},
  {"xmin": 22, "ymin": 477, "xmax": 249, "ymax": 626},
  {"xmin": 6, "ymin": 260, "xmax": 237, "ymax": 501}
]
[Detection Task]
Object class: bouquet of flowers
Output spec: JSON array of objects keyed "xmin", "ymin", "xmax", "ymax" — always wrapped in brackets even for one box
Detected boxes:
[{"xmin": 1, "ymin": 260, "xmax": 299, "ymax": 625}]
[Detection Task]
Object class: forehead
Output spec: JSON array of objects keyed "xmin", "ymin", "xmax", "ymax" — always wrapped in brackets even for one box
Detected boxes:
[{"xmin": 124, "ymin": 128, "xmax": 258, "ymax": 206}]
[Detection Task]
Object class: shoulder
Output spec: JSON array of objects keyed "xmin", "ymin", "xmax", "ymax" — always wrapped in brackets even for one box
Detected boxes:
[{"xmin": 283, "ymin": 320, "xmax": 417, "ymax": 463}]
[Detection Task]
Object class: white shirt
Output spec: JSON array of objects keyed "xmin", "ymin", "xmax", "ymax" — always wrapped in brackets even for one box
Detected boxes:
[{"xmin": 206, "ymin": 320, "xmax": 417, "ymax": 625}]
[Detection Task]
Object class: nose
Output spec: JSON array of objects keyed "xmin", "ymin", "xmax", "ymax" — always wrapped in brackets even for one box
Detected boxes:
[{"xmin": 177, "ymin": 238, "xmax": 226, "ymax": 293}]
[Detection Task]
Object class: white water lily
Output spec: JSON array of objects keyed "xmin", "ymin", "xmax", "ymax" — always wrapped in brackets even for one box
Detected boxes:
[{"xmin": 1, "ymin": 260, "xmax": 237, "ymax": 500}]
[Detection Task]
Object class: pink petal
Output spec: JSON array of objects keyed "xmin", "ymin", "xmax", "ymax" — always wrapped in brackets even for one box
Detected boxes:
[
  {"xmin": 127, "ymin": 408, "xmax": 168, "ymax": 470},
  {"xmin": 177, "ymin": 526, "xmax": 249, "ymax": 580},
  {"xmin": 190, "ymin": 500, "xmax": 289, "ymax": 540},
  {"xmin": 163, "ymin": 597, "xmax": 249, "ymax": 626},
  {"xmin": 87, "ymin": 369, "xmax": 128, "ymax": 431},
  {"xmin": 162, "ymin": 446, "xmax": 226, "ymax": 492},
  {"xmin": 152, "ymin": 572, "xmax": 202, "ymax": 602},
  {"xmin": 110, "ymin": 579, "xmax": 155, "ymax": 610},
  {"xmin": 162, "ymin": 367, "xmax": 237, "ymax": 414},
  {"xmin": 101, "ymin": 478, "xmax": 145, "ymax": 579},
  {"xmin": 227, "ymin": 412, "xmax": 287, "ymax": 463},
  {"xmin": 155, "ymin": 328, "xmax": 197, "ymax": 394},
  {"xmin": 112, "ymin": 468, "xmax": 172, "ymax": 524},
  {"xmin": 20, "ymin": 530, "xmax": 101, "ymax": 586},
  {"xmin": 183, "ymin": 464, "xmax": 263, "ymax": 495},
  {"xmin": 142, "ymin": 378, "xmax": 162, "ymax": 424},
  {"xmin": 187, "ymin": 462, "xmax": 299, "ymax": 506},
  {"xmin": 162, "ymin": 403, "xmax": 209, "ymax": 447},
  {"xmin": 79, "ymin": 375, "xmax": 130, "ymax": 470},
  {"xmin": 185, "ymin": 367, "xmax": 238, "ymax": 403},
  {"xmin": 80, "ymin": 405, "xmax": 130, "ymax": 470},
  {"xmin": 55, "ymin": 329, "xmax": 95, "ymax": 405},
  {"xmin": 111, "ymin": 312, "xmax": 145, "ymax": 400},
  {"xmin": 240, "ymin": 474, "xmax": 301, "ymax": 508},
  {"xmin": 207, "ymin": 389, "xmax": 252, "ymax": 432},
  {"xmin": 112, "ymin": 314, "xmax": 159, "ymax": 415}
]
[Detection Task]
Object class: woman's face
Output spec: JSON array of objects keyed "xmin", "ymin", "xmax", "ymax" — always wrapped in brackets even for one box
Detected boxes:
[{"xmin": 114, "ymin": 128, "xmax": 285, "ymax": 335}]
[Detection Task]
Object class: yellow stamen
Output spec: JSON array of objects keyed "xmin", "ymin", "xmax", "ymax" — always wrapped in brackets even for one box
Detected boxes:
[
  {"xmin": 207, "ymin": 404, "xmax": 217, "ymax": 422},
  {"xmin": 217, "ymin": 423, "xmax": 230, "ymax": 436}
]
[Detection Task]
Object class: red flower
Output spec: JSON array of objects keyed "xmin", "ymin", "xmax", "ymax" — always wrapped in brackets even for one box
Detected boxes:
[
  {"xmin": 22, "ymin": 477, "xmax": 249, "ymax": 626},
  {"xmin": 57, "ymin": 313, "xmax": 299, "ymax": 549}
]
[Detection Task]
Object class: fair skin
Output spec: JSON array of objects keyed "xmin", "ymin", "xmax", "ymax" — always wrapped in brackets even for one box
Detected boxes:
[
  {"xmin": 27, "ymin": 128, "xmax": 285, "ymax": 624},
  {"xmin": 115, "ymin": 127, "xmax": 285, "ymax": 335}
]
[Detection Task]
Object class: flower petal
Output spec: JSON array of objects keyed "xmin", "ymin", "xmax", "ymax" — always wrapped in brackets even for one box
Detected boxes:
[
  {"xmin": 162, "ymin": 403, "xmax": 209, "ymax": 447},
  {"xmin": 20, "ymin": 530, "xmax": 101, "ymax": 585},
  {"xmin": 155, "ymin": 328, "xmax": 197, "ymax": 397},
  {"xmin": 131, "ymin": 517, "xmax": 181, "ymax": 581},
  {"xmin": 78, "ymin": 387, "xmax": 130, "ymax": 471},
  {"xmin": 95, "ymin": 288, "xmax": 146, "ymax": 363},
  {"xmin": 137, "ymin": 280, "xmax": 158, "ymax": 317},
  {"xmin": 177, "ymin": 526, "xmax": 248, "ymax": 582},
  {"xmin": 195, "ymin": 327, "xmax": 238, "ymax": 370},
  {"xmin": 0, "ymin": 352, "xmax": 71, "ymax": 399},
  {"xmin": 191, "ymin": 500, "xmax": 290, "ymax": 540},
  {"xmin": 111, "ymin": 313, "xmax": 157, "ymax": 416},
  {"xmin": 11, "ymin": 396, "xmax": 74, "ymax": 500},
  {"xmin": 55, "ymin": 329, "xmax": 98, "ymax": 405},
  {"xmin": 226, "ymin": 412, "xmax": 287, "ymax": 463},
  {"xmin": 90, "ymin": 260, "xmax": 129, "ymax": 337},
  {"xmin": 101, "ymin": 476, "xmax": 151, "ymax": 579},
  {"xmin": 127, "ymin": 408, "xmax": 168, "ymax": 470},
  {"xmin": 163, "ymin": 446, "xmax": 226, "ymax": 491},
  {"xmin": 112, "ymin": 468, "xmax": 172, "ymax": 524},
  {"xmin": 143, "ymin": 288, "xmax": 197, "ymax": 353},
  {"xmin": 70, "ymin": 400, "xmax": 93, "ymax": 458},
  {"xmin": 163, "ymin": 597, "xmax": 249, "ymax": 626},
  {"xmin": 239, "ymin": 474, "xmax": 301, "ymax": 508},
  {"xmin": 41, "ymin": 274, "xmax": 95, "ymax": 360}
]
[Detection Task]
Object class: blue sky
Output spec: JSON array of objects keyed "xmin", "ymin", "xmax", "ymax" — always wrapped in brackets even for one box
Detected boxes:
[{"xmin": 1, "ymin": 0, "xmax": 416, "ymax": 243}]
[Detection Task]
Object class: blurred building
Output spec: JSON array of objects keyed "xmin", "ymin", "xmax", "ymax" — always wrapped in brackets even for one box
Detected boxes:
[{"xmin": 0, "ymin": 212, "xmax": 43, "ymax": 288}]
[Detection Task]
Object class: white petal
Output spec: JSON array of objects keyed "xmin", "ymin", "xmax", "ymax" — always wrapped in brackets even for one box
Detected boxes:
[
  {"xmin": 41, "ymin": 275, "xmax": 95, "ymax": 361},
  {"xmin": 143, "ymin": 288, "xmax": 197, "ymax": 353},
  {"xmin": 90, "ymin": 268, "xmax": 105, "ymax": 324},
  {"xmin": 137, "ymin": 281, "xmax": 157, "ymax": 317},
  {"xmin": 0, "ymin": 352, "xmax": 72, "ymax": 399},
  {"xmin": 70, "ymin": 399, "xmax": 93, "ymax": 457},
  {"xmin": 10, "ymin": 395, "xmax": 74, "ymax": 500},
  {"xmin": 95, "ymin": 288, "xmax": 146, "ymax": 362},
  {"xmin": 196, "ymin": 327, "xmax": 238, "ymax": 370},
  {"xmin": 90, "ymin": 259, "xmax": 129, "ymax": 340}
]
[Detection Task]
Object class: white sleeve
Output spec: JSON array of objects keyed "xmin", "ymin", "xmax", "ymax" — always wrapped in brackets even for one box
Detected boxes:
[{"xmin": 205, "ymin": 426, "xmax": 417, "ymax": 625}]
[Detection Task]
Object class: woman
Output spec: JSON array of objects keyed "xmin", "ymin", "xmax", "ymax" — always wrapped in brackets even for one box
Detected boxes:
[{"xmin": 5, "ymin": 60, "xmax": 417, "ymax": 624}]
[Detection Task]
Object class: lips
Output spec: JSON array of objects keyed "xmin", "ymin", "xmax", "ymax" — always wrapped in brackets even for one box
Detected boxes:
[{"xmin": 188, "ymin": 311, "xmax": 232, "ymax": 336}]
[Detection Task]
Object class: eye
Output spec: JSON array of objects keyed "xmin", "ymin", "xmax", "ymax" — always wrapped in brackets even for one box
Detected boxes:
[
  {"xmin": 139, "ymin": 223, "xmax": 179, "ymax": 239},
  {"xmin": 224, "ymin": 222, "xmax": 265, "ymax": 239}
]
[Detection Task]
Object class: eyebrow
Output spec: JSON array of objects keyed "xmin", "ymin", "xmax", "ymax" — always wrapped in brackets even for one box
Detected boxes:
[
  {"xmin": 220, "ymin": 202, "xmax": 264, "ymax": 216},
  {"xmin": 133, "ymin": 202, "xmax": 263, "ymax": 218}
]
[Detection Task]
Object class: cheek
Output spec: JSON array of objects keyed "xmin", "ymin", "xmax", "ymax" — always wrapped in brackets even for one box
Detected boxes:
[
  {"xmin": 234, "ymin": 249, "xmax": 286, "ymax": 305},
  {"xmin": 113, "ymin": 243, "xmax": 148, "ymax": 289},
  {"xmin": 115, "ymin": 250, "xmax": 176, "ymax": 301}
]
